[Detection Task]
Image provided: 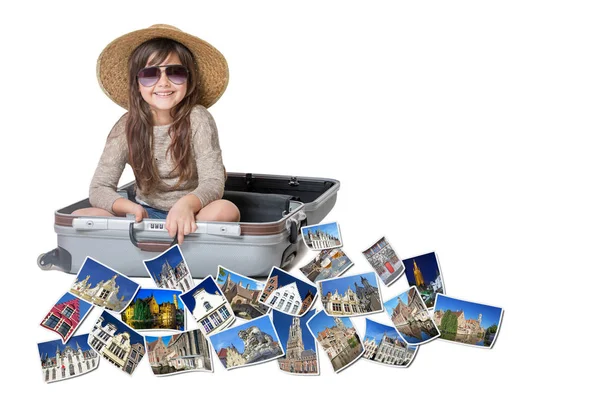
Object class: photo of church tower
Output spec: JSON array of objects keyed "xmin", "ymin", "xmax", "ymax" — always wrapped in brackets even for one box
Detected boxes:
[
  {"xmin": 273, "ymin": 310, "xmax": 319, "ymax": 375},
  {"xmin": 40, "ymin": 292, "xmax": 93, "ymax": 343},
  {"xmin": 121, "ymin": 288, "xmax": 185, "ymax": 331},
  {"xmin": 69, "ymin": 257, "xmax": 140, "ymax": 312},
  {"xmin": 259, "ymin": 267, "xmax": 318, "ymax": 317},
  {"xmin": 362, "ymin": 237, "xmax": 405, "ymax": 286},
  {"xmin": 402, "ymin": 252, "xmax": 445, "ymax": 308},
  {"xmin": 38, "ymin": 334, "xmax": 99, "ymax": 383},
  {"xmin": 143, "ymin": 244, "xmax": 195, "ymax": 293},
  {"xmin": 319, "ymin": 272, "xmax": 382, "ymax": 317}
]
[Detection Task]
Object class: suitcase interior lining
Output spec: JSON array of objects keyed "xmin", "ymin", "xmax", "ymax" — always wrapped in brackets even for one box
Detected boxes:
[{"xmin": 57, "ymin": 191, "xmax": 293, "ymax": 223}]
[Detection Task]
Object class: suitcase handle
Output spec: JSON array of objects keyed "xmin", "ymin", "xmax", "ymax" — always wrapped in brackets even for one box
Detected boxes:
[
  {"xmin": 289, "ymin": 212, "xmax": 307, "ymax": 244},
  {"xmin": 129, "ymin": 222, "xmax": 178, "ymax": 252}
]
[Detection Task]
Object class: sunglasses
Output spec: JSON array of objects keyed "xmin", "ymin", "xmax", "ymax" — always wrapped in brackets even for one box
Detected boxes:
[{"xmin": 137, "ymin": 64, "xmax": 189, "ymax": 87}]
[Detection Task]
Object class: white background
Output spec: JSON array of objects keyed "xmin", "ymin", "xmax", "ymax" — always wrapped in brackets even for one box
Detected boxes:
[{"xmin": 1, "ymin": 0, "xmax": 597, "ymax": 397}]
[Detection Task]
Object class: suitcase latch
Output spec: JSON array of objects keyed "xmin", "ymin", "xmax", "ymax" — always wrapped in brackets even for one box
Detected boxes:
[{"xmin": 289, "ymin": 176, "xmax": 299, "ymax": 186}]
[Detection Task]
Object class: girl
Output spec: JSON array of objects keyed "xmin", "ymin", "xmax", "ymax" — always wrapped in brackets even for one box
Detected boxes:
[{"xmin": 73, "ymin": 25, "xmax": 240, "ymax": 244}]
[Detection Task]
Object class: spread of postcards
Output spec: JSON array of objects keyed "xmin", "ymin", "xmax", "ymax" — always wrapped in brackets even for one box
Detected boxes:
[{"xmin": 38, "ymin": 222, "xmax": 503, "ymax": 382}]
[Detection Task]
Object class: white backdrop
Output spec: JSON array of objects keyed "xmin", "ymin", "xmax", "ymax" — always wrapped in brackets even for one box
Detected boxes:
[{"xmin": 1, "ymin": 0, "xmax": 597, "ymax": 397}]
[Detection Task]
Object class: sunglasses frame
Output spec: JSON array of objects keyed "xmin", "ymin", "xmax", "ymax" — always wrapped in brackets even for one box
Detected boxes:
[{"xmin": 136, "ymin": 64, "xmax": 189, "ymax": 87}]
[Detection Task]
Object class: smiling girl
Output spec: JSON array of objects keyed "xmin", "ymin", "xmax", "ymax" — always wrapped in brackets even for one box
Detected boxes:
[{"xmin": 73, "ymin": 25, "xmax": 239, "ymax": 244}]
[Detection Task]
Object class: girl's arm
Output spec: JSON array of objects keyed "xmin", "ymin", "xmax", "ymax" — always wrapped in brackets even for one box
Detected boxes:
[
  {"xmin": 188, "ymin": 107, "xmax": 226, "ymax": 208},
  {"xmin": 89, "ymin": 114, "xmax": 130, "ymax": 214}
]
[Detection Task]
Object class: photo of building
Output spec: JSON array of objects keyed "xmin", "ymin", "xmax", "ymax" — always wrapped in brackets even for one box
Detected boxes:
[
  {"xmin": 301, "ymin": 222, "xmax": 343, "ymax": 251},
  {"xmin": 362, "ymin": 236, "xmax": 405, "ymax": 286},
  {"xmin": 121, "ymin": 288, "xmax": 185, "ymax": 331},
  {"xmin": 362, "ymin": 319, "xmax": 418, "ymax": 367},
  {"xmin": 433, "ymin": 294, "xmax": 503, "ymax": 348},
  {"xmin": 210, "ymin": 315, "xmax": 284, "ymax": 370},
  {"xmin": 259, "ymin": 267, "xmax": 317, "ymax": 317},
  {"xmin": 307, "ymin": 311, "xmax": 364, "ymax": 373},
  {"xmin": 40, "ymin": 292, "xmax": 93, "ymax": 343},
  {"xmin": 146, "ymin": 329, "xmax": 212, "ymax": 376},
  {"xmin": 272, "ymin": 310, "xmax": 319, "ymax": 375},
  {"xmin": 88, "ymin": 311, "xmax": 146, "ymax": 375},
  {"xmin": 69, "ymin": 257, "xmax": 140, "ymax": 312},
  {"xmin": 402, "ymin": 252, "xmax": 445, "ymax": 308},
  {"xmin": 300, "ymin": 248, "xmax": 354, "ymax": 282},
  {"xmin": 216, "ymin": 266, "xmax": 270, "ymax": 320},
  {"xmin": 180, "ymin": 276, "xmax": 235, "ymax": 336},
  {"xmin": 319, "ymin": 273, "xmax": 382, "ymax": 316},
  {"xmin": 38, "ymin": 334, "xmax": 99, "ymax": 383},
  {"xmin": 384, "ymin": 286, "xmax": 440, "ymax": 345},
  {"xmin": 143, "ymin": 244, "xmax": 195, "ymax": 293}
]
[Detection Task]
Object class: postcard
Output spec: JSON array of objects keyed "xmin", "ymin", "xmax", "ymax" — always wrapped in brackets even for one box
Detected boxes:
[
  {"xmin": 88, "ymin": 311, "xmax": 146, "ymax": 375},
  {"xmin": 362, "ymin": 236, "xmax": 405, "ymax": 286},
  {"xmin": 121, "ymin": 288, "xmax": 185, "ymax": 332},
  {"xmin": 383, "ymin": 286, "xmax": 440, "ymax": 345},
  {"xmin": 38, "ymin": 334, "xmax": 99, "ymax": 383},
  {"xmin": 362, "ymin": 318, "xmax": 418, "ymax": 367},
  {"xmin": 301, "ymin": 222, "xmax": 343, "ymax": 251},
  {"xmin": 143, "ymin": 244, "xmax": 195, "ymax": 293},
  {"xmin": 306, "ymin": 310, "xmax": 364, "ymax": 373},
  {"xmin": 216, "ymin": 265, "xmax": 270, "ymax": 320},
  {"xmin": 258, "ymin": 266, "xmax": 318, "ymax": 317},
  {"xmin": 433, "ymin": 294, "xmax": 503, "ymax": 348},
  {"xmin": 299, "ymin": 248, "xmax": 354, "ymax": 283},
  {"xmin": 146, "ymin": 329, "xmax": 213, "ymax": 376},
  {"xmin": 209, "ymin": 314, "xmax": 284, "ymax": 370},
  {"xmin": 179, "ymin": 276, "xmax": 235, "ymax": 337},
  {"xmin": 272, "ymin": 309, "xmax": 319, "ymax": 375},
  {"xmin": 318, "ymin": 272, "xmax": 383, "ymax": 317},
  {"xmin": 402, "ymin": 252, "xmax": 445, "ymax": 308},
  {"xmin": 40, "ymin": 292, "xmax": 94, "ymax": 344},
  {"xmin": 69, "ymin": 257, "xmax": 140, "ymax": 313}
]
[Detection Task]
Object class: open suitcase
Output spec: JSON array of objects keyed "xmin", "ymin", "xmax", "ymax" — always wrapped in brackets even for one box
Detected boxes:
[{"xmin": 38, "ymin": 173, "xmax": 340, "ymax": 278}]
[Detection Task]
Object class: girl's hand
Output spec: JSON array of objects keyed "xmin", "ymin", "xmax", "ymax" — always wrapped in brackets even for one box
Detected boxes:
[
  {"xmin": 131, "ymin": 204, "xmax": 148, "ymax": 223},
  {"xmin": 113, "ymin": 198, "xmax": 148, "ymax": 222},
  {"xmin": 166, "ymin": 195, "xmax": 199, "ymax": 244}
]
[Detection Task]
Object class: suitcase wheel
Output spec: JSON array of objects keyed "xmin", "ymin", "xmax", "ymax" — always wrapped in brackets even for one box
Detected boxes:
[{"xmin": 37, "ymin": 253, "xmax": 54, "ymax": 270}]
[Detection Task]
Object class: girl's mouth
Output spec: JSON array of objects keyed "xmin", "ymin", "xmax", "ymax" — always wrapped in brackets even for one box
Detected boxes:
[{"xmin": 154, "ymin": 92, "xmax": 174, "ymax": 97}]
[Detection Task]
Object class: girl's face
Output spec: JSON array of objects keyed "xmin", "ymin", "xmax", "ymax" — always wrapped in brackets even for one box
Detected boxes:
[{"xmin": 138, "ymin": 52, "xmax": 188, "ymax": 124}]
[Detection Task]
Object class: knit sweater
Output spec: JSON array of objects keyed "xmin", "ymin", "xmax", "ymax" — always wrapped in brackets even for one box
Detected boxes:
[{"xmin": 89, "ymin": 105, "xmax": 225, "ymax": 212}]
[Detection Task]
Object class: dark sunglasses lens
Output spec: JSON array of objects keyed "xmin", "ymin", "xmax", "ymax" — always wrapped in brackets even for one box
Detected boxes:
[
  {"xmin": 166, "ymin": 66, "xmax": 188, "ymax": 84},
  {"xmin": 138, "ymin": 67, "xmax": 160, "ymax": 86}
]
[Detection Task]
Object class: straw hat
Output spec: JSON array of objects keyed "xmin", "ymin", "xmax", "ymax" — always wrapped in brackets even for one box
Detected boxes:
[{"xmin": 97, "ymin": 24, "xmax": 228, "ymax": 109}]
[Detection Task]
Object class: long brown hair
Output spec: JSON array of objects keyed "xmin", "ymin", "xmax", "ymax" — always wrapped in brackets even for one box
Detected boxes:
[{"xmin": 126, "ymin": 38, "xmax": 201, "ymax": 195}]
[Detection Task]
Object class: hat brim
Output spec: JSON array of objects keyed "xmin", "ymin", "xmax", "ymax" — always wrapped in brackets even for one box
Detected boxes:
[{"xmin": 97, "ymin": 26, "xmax": 229, "ymax": 110}]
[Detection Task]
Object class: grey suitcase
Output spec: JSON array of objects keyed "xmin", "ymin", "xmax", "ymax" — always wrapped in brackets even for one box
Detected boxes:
[{"xmin": 38, "ymin": 173, "xmax": 340, "ymax": 278}]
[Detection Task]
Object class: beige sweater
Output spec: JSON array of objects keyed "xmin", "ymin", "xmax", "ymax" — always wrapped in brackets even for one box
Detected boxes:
[{"xmin": 89, "ymin": 105, "xmax": 225, "ymax": 212}]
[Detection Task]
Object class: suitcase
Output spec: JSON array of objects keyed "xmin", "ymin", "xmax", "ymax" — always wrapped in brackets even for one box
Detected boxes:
[{"xmin": 38, "ymin": 173, "xmax": 340, "ymax": 279}]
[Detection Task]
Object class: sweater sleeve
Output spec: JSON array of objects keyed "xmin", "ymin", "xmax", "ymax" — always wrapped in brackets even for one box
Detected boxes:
[
  {"xmin": 189, "ymin": 107, "xmax": 225, "ymax": 208},
  {"xmin": 89, "ymin": 114, "xmax": 129, "ymax": 212}
]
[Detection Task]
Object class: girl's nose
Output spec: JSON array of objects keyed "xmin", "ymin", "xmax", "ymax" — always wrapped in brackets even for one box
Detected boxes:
[{"xmin": 157, "ymin": 68, "xmax": 170, "ymax": 87}]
